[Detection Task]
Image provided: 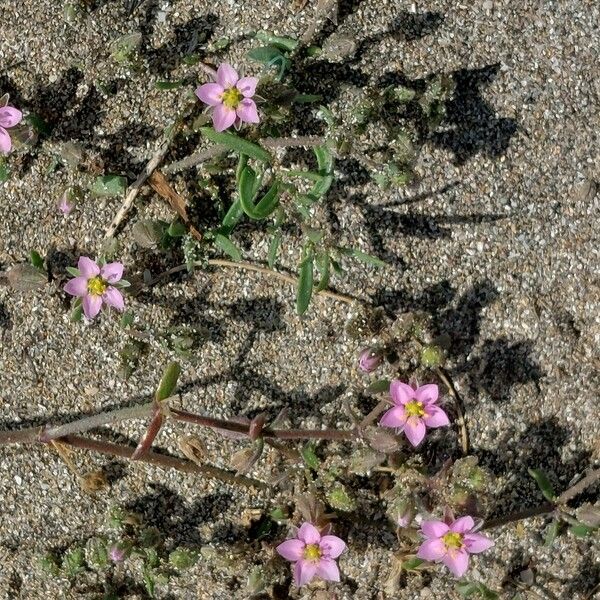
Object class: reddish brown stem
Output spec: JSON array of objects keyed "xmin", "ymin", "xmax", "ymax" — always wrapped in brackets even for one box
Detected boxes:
[
  {"xmin": 170, "ymin": 408, "xmax": 357, "ymax": 441},
  {"xmin": 131, "ymin": 405, "xmax": 164, "ymax": 460}
]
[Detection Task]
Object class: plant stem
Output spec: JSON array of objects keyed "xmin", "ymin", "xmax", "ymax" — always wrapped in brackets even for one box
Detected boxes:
[
  {"xmin": 170, "ymin": 408, "xmax": 357, "ymax": 441},
  {"xmin": 63, "ymin": 435, "xmax": 266, "ymax": 489},
  {"xmin": 558, "ymin": 468, "xmax": 600, "ymax": 503},
  {"xmin": 162, "ymin": 145, "xmax": 226, "ymax": 174},
  {"xmin": 40, "ymin": 401, "xmax": 156, "ymax": 442},
  {"xmin": 261, "ymin": 136, "xmax": 325, "ymax": 149},
  {"xmin": 482, "ymin": 503, "xmax": 555, "ymax": 530},
  {"xmin": 147, "ymin": 259, "xmax": 356, "ymax": 305},
  {"xmin": 435, "ymin": 367, "xmax": 469, "ymax": 455}
]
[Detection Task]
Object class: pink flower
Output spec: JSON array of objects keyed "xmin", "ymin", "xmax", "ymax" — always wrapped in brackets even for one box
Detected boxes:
[
  {"xmin": 0, "ymin": 104, "xmax": 23, "ymax": 153},
  {"xmin": 195, "ymin": 63, "xmax": 259, "ymax": 132},
  {"xmin": 416, "ymin": 515, "xmax": 494, "ymax": 577},
  {"xmin": 276, "ymin": 522, "xmax": 346, "ymax": 587},
  {"xmin": 358, "ymin": 347, "xmax": 383, "ymax": 373},
  {"xmin": 64, "ymin": 256, "xmax": 125, "ymax": 319},
  {"xmin": 57, "ymin": 191, "xmax": 74, "ymax": 215},
  {"xmin": 379, "ymin": 381, "xmax": 450, "ymax": 447}
]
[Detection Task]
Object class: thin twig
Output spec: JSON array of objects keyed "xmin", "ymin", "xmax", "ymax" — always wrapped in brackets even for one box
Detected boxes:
[
  {"xmin": 162, "ymin": 145, "xmax": 226, "ymax": 174},
  {"xmin": 146, "ymin": 259, "xmax": 356, "ymax": 305},
  {"xmin": 104, "ymin": 136, "xmax": 177, "ymax": 238},
  {"xmin": 558, "ymin": 467, "xmax": 600, "ymax": 504},
  {"xmin": 435, "ymin": 367, "xmax": 469, "ymax": 455},
  {"xmin": 360, "ymin": 399, "xmax": 389, "ymax": 428},
  {"xmin": 261, "ymin": 136, "xmax": 325, "ymax": 149}
]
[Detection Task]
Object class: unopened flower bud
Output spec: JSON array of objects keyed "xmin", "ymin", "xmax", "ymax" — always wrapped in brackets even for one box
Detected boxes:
[
  {"xmin": 358, "ymin": 347, "xmax": 383, "ymax": 373},
  {"xmin": 420, "ymin": 344, "xmax": 444, "ymax": 368},
  {"xmin": 395, "ymin": 499, "xmax": 415, "ymax": 528},
  {"xmin": 108, "ymin": 543, "xmax": 129, "ymax": 563}
]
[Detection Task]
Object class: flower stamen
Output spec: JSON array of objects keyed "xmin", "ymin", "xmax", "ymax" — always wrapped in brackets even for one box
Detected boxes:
[
  {"xmin": 221, "ymin": 87, "xmax": 243, "ymax": 109},
  {"xmin": 442, "ymin": 531, "xmax": 463, "ymax": 549},
  {"xmin": 303, "ymin": 544, "xmax": 322, "ymax": 561},
  {"xmin": 87, "ymin": 276, "xmax": 108, "ymax": 296},
  {"xmin": 405, "ymin": 400, "xmax": 425, "ymax": 417}
]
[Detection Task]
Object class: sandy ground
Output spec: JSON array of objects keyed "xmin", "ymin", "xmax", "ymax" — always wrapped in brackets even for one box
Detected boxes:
[{"xmin": 0, "ymin": 0, "xmax": 599, "ymax": 598}]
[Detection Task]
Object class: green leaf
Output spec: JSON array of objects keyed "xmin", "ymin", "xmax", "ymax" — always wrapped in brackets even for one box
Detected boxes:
[
  {"xmin": 255, "ymin": 31, "xmax": 299, "ymax": 51},
  {"xmin": 30, "ymin": 250, "xmax": 44, "ymax": 269},
  {"xmin": 155, "ymin": 361, "xmax": 181, "ymax": 401},
  {"xmin": 89, "ymin": 175, "xmax": 127, "ymax": 197},
  {"xmin": 348, "ymin": 248, "xmax": 386, "ymax": 267},
  {"xmin": 167, "ymin": 220, "xmax": 187, "ymax": 237},
  {"xmin": 247, "ymin": 46, "xmax": 284, "ymax": 64},
  {"xmin": 544, "ymin": 520, "xmax": 560, "ymax": 547},
  {"xmin": 366, "ymin": 379, "xmax": 391, "ymax": 394},
  {"xmin": 528, "ymin": 468, "xmax": 556, "ymax": 502},
  {"xmin": 0, "ymin": 159, "xmax": 9, "ymax": 183},
  {"xmin": 301, "ymin": 442, "xmax": 320, "ymax": 470},
  {"xmin": 66, "ymin": 266, "xmax": 80, "ymax": 277},
  {"xmin": 326, "ymin": 484, "xmax": 356, "ymax": 512},
  {"xmin": 62, "ymin": 547, "xmax": 85, "ymax": 578},
  {"xmin": 239, "ymin": 167, "xmax": 280, "ymax": 220},
  {"xmin": 267, "ymin": 231, "xmax": 281, "ymax": 268},
  {"xmin": 200, "ymin": 128, "xmax": 272, "ymax": 163},
  {"xmin": 315, "ymin": 251, "xmax": 330, "ymax": 292},
  {"xmin": 569, "ymin": 523, "xmax": 594, "ymax": 538},
  {"xmin": 456, "ymin": 582, "xmax": 499, "ymax": 600},
  {"xmin": 285, "ymin": 169, "xmax": 324, "ymax": 182},
  {"xmin": 26, "ymin": 113, "xmax": 52, "ymax": 136},
  {"xmin": 222, "ymin": 199, "xmax": 244, "ymax": 233},
  {"xmin": 314, "ymin": 145, "xmax": 334, "ymax": 174},
  {"xmin": 71, "ymin": 305, "xmax": 84, "ymax": 322},
  {"xmin": 296, "ymin": 247, "xmax": 314, "ymax": 316},
  {"xmin": 214, "ymin": 233, "xmax": 242, "ymax": 261},
  {"xmin": 155, "ymin": 80, "xmax": 183, "ymax": 90},
  {"xmin": 293, "ymin": 94, "xmax": 322, "ymax": 104},
  {"xmin": 120, "ymin": 311, "xmax": 135, "ymax": 328},
  {"xmin": 401, "ymin": 557, "xmax": 424, "ymax": 571}
]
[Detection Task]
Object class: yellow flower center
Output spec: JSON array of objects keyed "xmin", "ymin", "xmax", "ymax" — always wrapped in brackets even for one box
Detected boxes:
[
  {"xmin": 303, "ymin": 544, "xmax": 322, "ymax": 561},
  {"xmin": 442, "ymin": 532, "xmax": 463, "ymax": 549},
  {"xmin": 221, "ymin": 87, "xmax": 243, "ymax": 109},
  {"xmin": 87, "ymin": 276, "xmax": 108, "ymax": 296},
  {"xmin": 405, "ymin": 400, "xmax": 425, "ymax": 417}
]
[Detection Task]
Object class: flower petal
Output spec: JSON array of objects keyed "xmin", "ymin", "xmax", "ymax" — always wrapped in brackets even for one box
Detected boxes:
[
  {"xmin": 450, "ymin": 516, "xmax": 475, "ymax": 534},
  {"xmin": 442, "ymin": 549, "xmax": 470, "ymax": 578},
  {"xmin": 319, "ymin": 535, "xmax": 346, "ymax": 559},
  {"xmin": 103, "ymin": 287, "xmax": 124, "ymax": 311},
  {"xmin": 294, "ymin": 559, "xmax": 317, "ymax": 587},
  {"xmin": 414, "ymin": 383, "xmax": 439, "ymax": 404},
  {"xmin": 276, "ymin": 539, "xmax": 305, "ymax": 561},
  {"xmin": 403, "ymin": 416, "xmax": 426, "ymax": 447},
  {"xmin": 212, "ymin": 104, "xmax": 237, "ymax": 132},
  {"xmin": 463, "ymin": 533, "xmax": 494, "ymax": 554},
  {"xmin": 100, "ymin": 262, "xmax": 124, "ymax": 283},
  {"xmin": 236, "ymin": 99, "xmax": 260, "ymax": 124},
  {"xmin": 423, "ymin": 405, "xmax": 450, "ymax": 428},
  {"xmin": 0, "ymin": 107, "xmax": 23, "ymax": 128},
  {"xmin": 83, "ymin": 295, "xmax": 103, "ymax": 319},
  {"xmin": 195, "ymin": 83, "xmax": 225, "ymax": 106},
  {"xmin": 297, "ymin": 522, "xmax": 321, "ymax": 545},
  {"xmin": 390, "ymin": 380, "xmax": 415, "ymax": 405},
  {"xmin": 77, "ymin": 256, "xmax": 100, "ymax": 277},
  {"xmin": 416, "ymin": 538, "xmax": 447, "ymax": 561},
  {"xmin": 236, "ymin": 76, "xmax": 258, "ymax": 98},
  {"xmin": 421, "ymin": 520, "xmax": 450, "ymax": 539},
  {"xmin": 379, "ymin": 406, "xmax": 407, "ymax": 429},
  {"xmin": 216, "ymin": 63, "xmax": 239, "ymax": 88},
  {"xmin": 0, "ymin": 127, "xmax": 12, "ymax": 153},
  {"xmin": 64, "ymin": 276, "xmax": 89, "ymax": 297},
  {"xmin": 316, "ymin": 558, "xmax": 340, "ymax": 582}
]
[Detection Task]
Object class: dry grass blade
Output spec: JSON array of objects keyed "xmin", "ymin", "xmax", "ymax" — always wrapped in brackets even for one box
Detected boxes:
[{"xmin": 148, "ymin": 170, "xmax": 203, "ymax": 242}]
